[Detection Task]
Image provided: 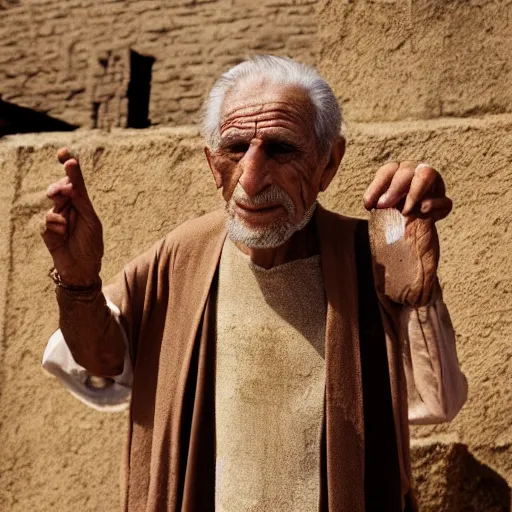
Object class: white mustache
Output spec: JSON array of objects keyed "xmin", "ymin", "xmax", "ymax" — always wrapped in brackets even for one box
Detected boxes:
[
  {"xmin": 230, "ymin": 184, "xmax": 295, "ymax": 214},
  {"xmin": 226, "ymin": 184, "xmax": 317, "ymax": 249}
]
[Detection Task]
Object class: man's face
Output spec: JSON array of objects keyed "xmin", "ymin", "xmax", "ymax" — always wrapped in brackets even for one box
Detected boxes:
[{"xmin": 206, "ymin": 78, "xmax": 335, "ymax": 248}]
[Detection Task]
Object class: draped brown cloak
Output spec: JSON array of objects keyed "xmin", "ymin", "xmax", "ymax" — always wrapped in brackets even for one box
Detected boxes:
[{"xmin": 103, "ymin": 205, "xmax": 416, "ymax": 512}]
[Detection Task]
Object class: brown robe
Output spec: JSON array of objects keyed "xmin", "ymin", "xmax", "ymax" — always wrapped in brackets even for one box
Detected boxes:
[{"xmin": 103, "ymin": 205, "xmax": 415, "ymax": 512}]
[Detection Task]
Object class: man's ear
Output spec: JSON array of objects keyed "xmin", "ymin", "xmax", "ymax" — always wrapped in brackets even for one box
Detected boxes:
[
  {"xmin": 204, "ymin": 147, "xmax": 223, "ymax": 189},
  {"xmin": 319, "ymin": 137, "xmax": 345, "ymax": 192}
]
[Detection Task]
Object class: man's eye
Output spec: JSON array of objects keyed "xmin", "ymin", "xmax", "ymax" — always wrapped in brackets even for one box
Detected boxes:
[
  {"xmin": 227, "ymin": 143, "xmax": 250, "ymax": 154},
  {"xmin": 267, "ymin": 142, "xmax": 297, "ymax": 156}
]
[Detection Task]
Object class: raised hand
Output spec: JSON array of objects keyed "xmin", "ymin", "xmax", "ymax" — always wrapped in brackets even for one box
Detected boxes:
[
  {"xmin": 41, "ymin": 148, "xmax": 104, "ymax": 287},
  {"xmin": 363, "ymin": 161, "xmax": 452, "ymax": 221},
  {"xmin": 363, "ymin": 161, "xmax": 452, "ymax": 306}
]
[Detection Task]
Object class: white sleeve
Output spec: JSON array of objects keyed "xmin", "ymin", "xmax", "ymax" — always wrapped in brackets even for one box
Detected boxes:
[
  {"xmin": 402, "ymin": 289, "xmax": 468, "ymax": 424},
  {"xmin": 42, "ymin": 300, "xmax": 133, "ymax": 412}
]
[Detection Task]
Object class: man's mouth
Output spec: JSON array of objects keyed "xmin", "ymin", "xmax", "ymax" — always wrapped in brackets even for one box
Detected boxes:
[
  {"xmin": 234, "ymin": 202, "xmax": 284, "ymax": 214},
  {"xmin": 233, "ymin": 202, "xmax": 288, "ymax": 225}
]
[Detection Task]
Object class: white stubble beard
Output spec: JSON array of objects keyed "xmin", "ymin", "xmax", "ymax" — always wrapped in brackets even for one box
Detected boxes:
[{"xmin": 226, "ymin": 183, "xmax": 317, "ymax": 249}]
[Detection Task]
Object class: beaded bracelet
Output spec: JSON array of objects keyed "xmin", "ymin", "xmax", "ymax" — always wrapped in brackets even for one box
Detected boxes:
[{"xmin": 48, "ymin": 267, "xmax": 101, "ymax": 294}]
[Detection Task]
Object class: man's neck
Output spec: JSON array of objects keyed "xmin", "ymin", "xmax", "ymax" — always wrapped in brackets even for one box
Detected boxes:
[{"xmin": 234, "ymin": 218, "xmax": 319, "ymax": 269}]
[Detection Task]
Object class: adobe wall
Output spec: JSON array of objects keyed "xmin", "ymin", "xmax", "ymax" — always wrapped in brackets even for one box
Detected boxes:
[
  {"xmin": 318, "ymin": 0, "xmax": 512, "ymax": 122},
  {"xmin": 0, "ymin": 0, "xmax": 320, "ymax": 129},
  {"xmin": 2, "ymin": 0, "xmax": 511, "ymax": 130},
  {"xmin": 315, "ymin": 4, "xmax": 512, "ymax": 504},
  {"xmin": 0, "ymin": 115, "xmax": 511, "ymax": 511},
  {"xmin": 0, "ymin": 0, "xmax": 511, "ymax": 510}
]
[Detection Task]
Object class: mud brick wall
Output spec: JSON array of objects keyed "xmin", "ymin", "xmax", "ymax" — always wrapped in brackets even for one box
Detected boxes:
[
  {"xmin": 1, "ymin": 1, "xmax": 511, "ymax": 510},
  {"xmin": 0, "ymin": 0, "xmax": 320, "ymax": 128}
]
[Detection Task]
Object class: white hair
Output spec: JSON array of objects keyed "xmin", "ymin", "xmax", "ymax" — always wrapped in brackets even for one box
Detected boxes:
[{"xmin": 201, "ymin": 55, "xmax": 344, "ymax": 155}]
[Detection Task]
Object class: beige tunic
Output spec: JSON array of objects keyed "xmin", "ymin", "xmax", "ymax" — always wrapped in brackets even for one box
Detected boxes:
[{"xmin": 215, "ymin": 239, "xmax": 326, "ymax": 512}]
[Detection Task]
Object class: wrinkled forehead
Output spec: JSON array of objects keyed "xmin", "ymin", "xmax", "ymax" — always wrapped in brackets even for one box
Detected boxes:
[{"xmin": 220, "ymin": 77, "xmax": 316, "ymax": 137}]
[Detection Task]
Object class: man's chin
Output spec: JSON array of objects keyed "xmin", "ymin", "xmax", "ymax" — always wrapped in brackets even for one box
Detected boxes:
[{"xmin": 226, "ymin": 216, "xmax": 295, "ymax": 249}]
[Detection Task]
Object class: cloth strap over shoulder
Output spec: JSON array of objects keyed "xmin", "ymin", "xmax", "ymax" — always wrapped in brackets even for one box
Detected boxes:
[{"xmin": 354, "ymin": 220, "xmax": 404, "ymax": 511}]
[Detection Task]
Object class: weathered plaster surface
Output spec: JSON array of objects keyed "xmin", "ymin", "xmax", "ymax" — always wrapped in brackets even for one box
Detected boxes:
[
  {"xmin": 318, "ymin": 0, "xmax": 512, "ymax": 122},
  {"xmin": 0, "ymin": 116, "xmax": 510, "ymax": 510}
]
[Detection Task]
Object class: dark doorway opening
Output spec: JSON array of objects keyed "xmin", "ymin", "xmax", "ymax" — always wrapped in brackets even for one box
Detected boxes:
[
  {"xmin": 127, "ymin": 50, "xmax": 155, "ymax": 129},
  {"xmin": 91, "ymin": 101, "xmax": 101, "ymax": 130}
]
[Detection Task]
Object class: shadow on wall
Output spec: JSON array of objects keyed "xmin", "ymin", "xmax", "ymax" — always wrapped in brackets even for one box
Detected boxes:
[
  {"xmin": 412, "ymin": 442, "xmax": 511, "ymax": 512},
  {"xmin": 452, "ymin": 451, "xmax": 511, "ymax": 512},
  {"xmin": 0, "ymin": 98, "xmax": 78, "ymax": 137}
]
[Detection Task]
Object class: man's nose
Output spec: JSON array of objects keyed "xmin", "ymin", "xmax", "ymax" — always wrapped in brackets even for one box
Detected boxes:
[{"xmin": 238, "ymin": 144, "xmax": 272, "ymax": 197}]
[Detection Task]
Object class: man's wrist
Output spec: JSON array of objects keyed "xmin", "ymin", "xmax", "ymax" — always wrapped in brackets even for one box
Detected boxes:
[{"xmin": 49, "ymin": 268, "xmax": 102, "ymax": 300}]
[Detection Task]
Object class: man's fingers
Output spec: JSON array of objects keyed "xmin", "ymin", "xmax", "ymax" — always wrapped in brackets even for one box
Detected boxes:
[
  {"xmin": 41, "ymin": 207, "xmax": 69, "ymax": 239},
  {"xmin": 64, "ymin": 158, "xmax": 87, "ymax": 192},
  {"xmin": 402, "ymin": 164, "xmax": 439, "ymax": 215},
  {"xmin": 57, "ymin": 147, "xmax": 79, "ymax": 164},
  {"xmin": 41, "ymin": 204, "xmax": 77, "ymax": 243},
  {"xmin": 364, "ymin": 160, "xmax": 451, "ymax": 221},
  {"xmin": 46, "ymin": 209, "xmax": 68, "ymax": 225},
  {"xmin": 48, "ymin": 158, "xmax": 93, "ymax": 214},
  {"xmin": 420, "ymin": 197, "xmax": 453, "ymax": 221},
  {"xmin": 47, "ymin": 177, "xmax": 72, "ymax": 198},
  {"xmin": 43, "ymin": 222, "xmax": 68, "ymax": 237},
  {"xmin": 61, "ymin": 158, "xmax": 96, "ymax": 215},
  {"xmin": 376, "ymin": 162, "xmax": 416, "ymax": 208},
  {"xmin": 57, "ymin": 148, "xmax": 88, "ymax": 202},
  {"xmin": 52, "ymin": 194, "xmax": 71, "ymax": 213},
  {"xmin": 363, "ymin": 161, "xmax": 400, "ymax": 209}
]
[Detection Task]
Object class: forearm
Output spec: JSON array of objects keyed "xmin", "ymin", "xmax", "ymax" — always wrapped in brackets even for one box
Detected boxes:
[{"xmin": 56, "ymin": 281, "xmax": 126, "ymax": 376}]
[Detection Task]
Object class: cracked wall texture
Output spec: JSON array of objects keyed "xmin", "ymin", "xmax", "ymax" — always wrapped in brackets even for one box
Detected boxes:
[{"xmin": 0, "ymin": 116, "xmax": 511, "ymax": 511}]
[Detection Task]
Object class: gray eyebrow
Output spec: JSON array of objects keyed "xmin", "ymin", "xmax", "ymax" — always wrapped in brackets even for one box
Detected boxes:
[
  {"xmin": 218, "ymin": 132, "xmax": 251, "ymax": 148},
  {"xmin": 259, "ymin": 132, "xmax": 301, "ymax": 146}
]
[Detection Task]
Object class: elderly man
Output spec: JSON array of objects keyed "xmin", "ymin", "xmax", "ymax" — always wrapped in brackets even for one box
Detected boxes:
[{"xmin": 42, "ymin": 56, "xmax": 467, "ymax": 512}]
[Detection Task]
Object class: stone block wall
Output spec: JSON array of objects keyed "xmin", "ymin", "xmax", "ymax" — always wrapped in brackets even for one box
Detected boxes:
[{"xmin": 0, "ymin": 0, "xmax": 320, "ymax": 128}]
